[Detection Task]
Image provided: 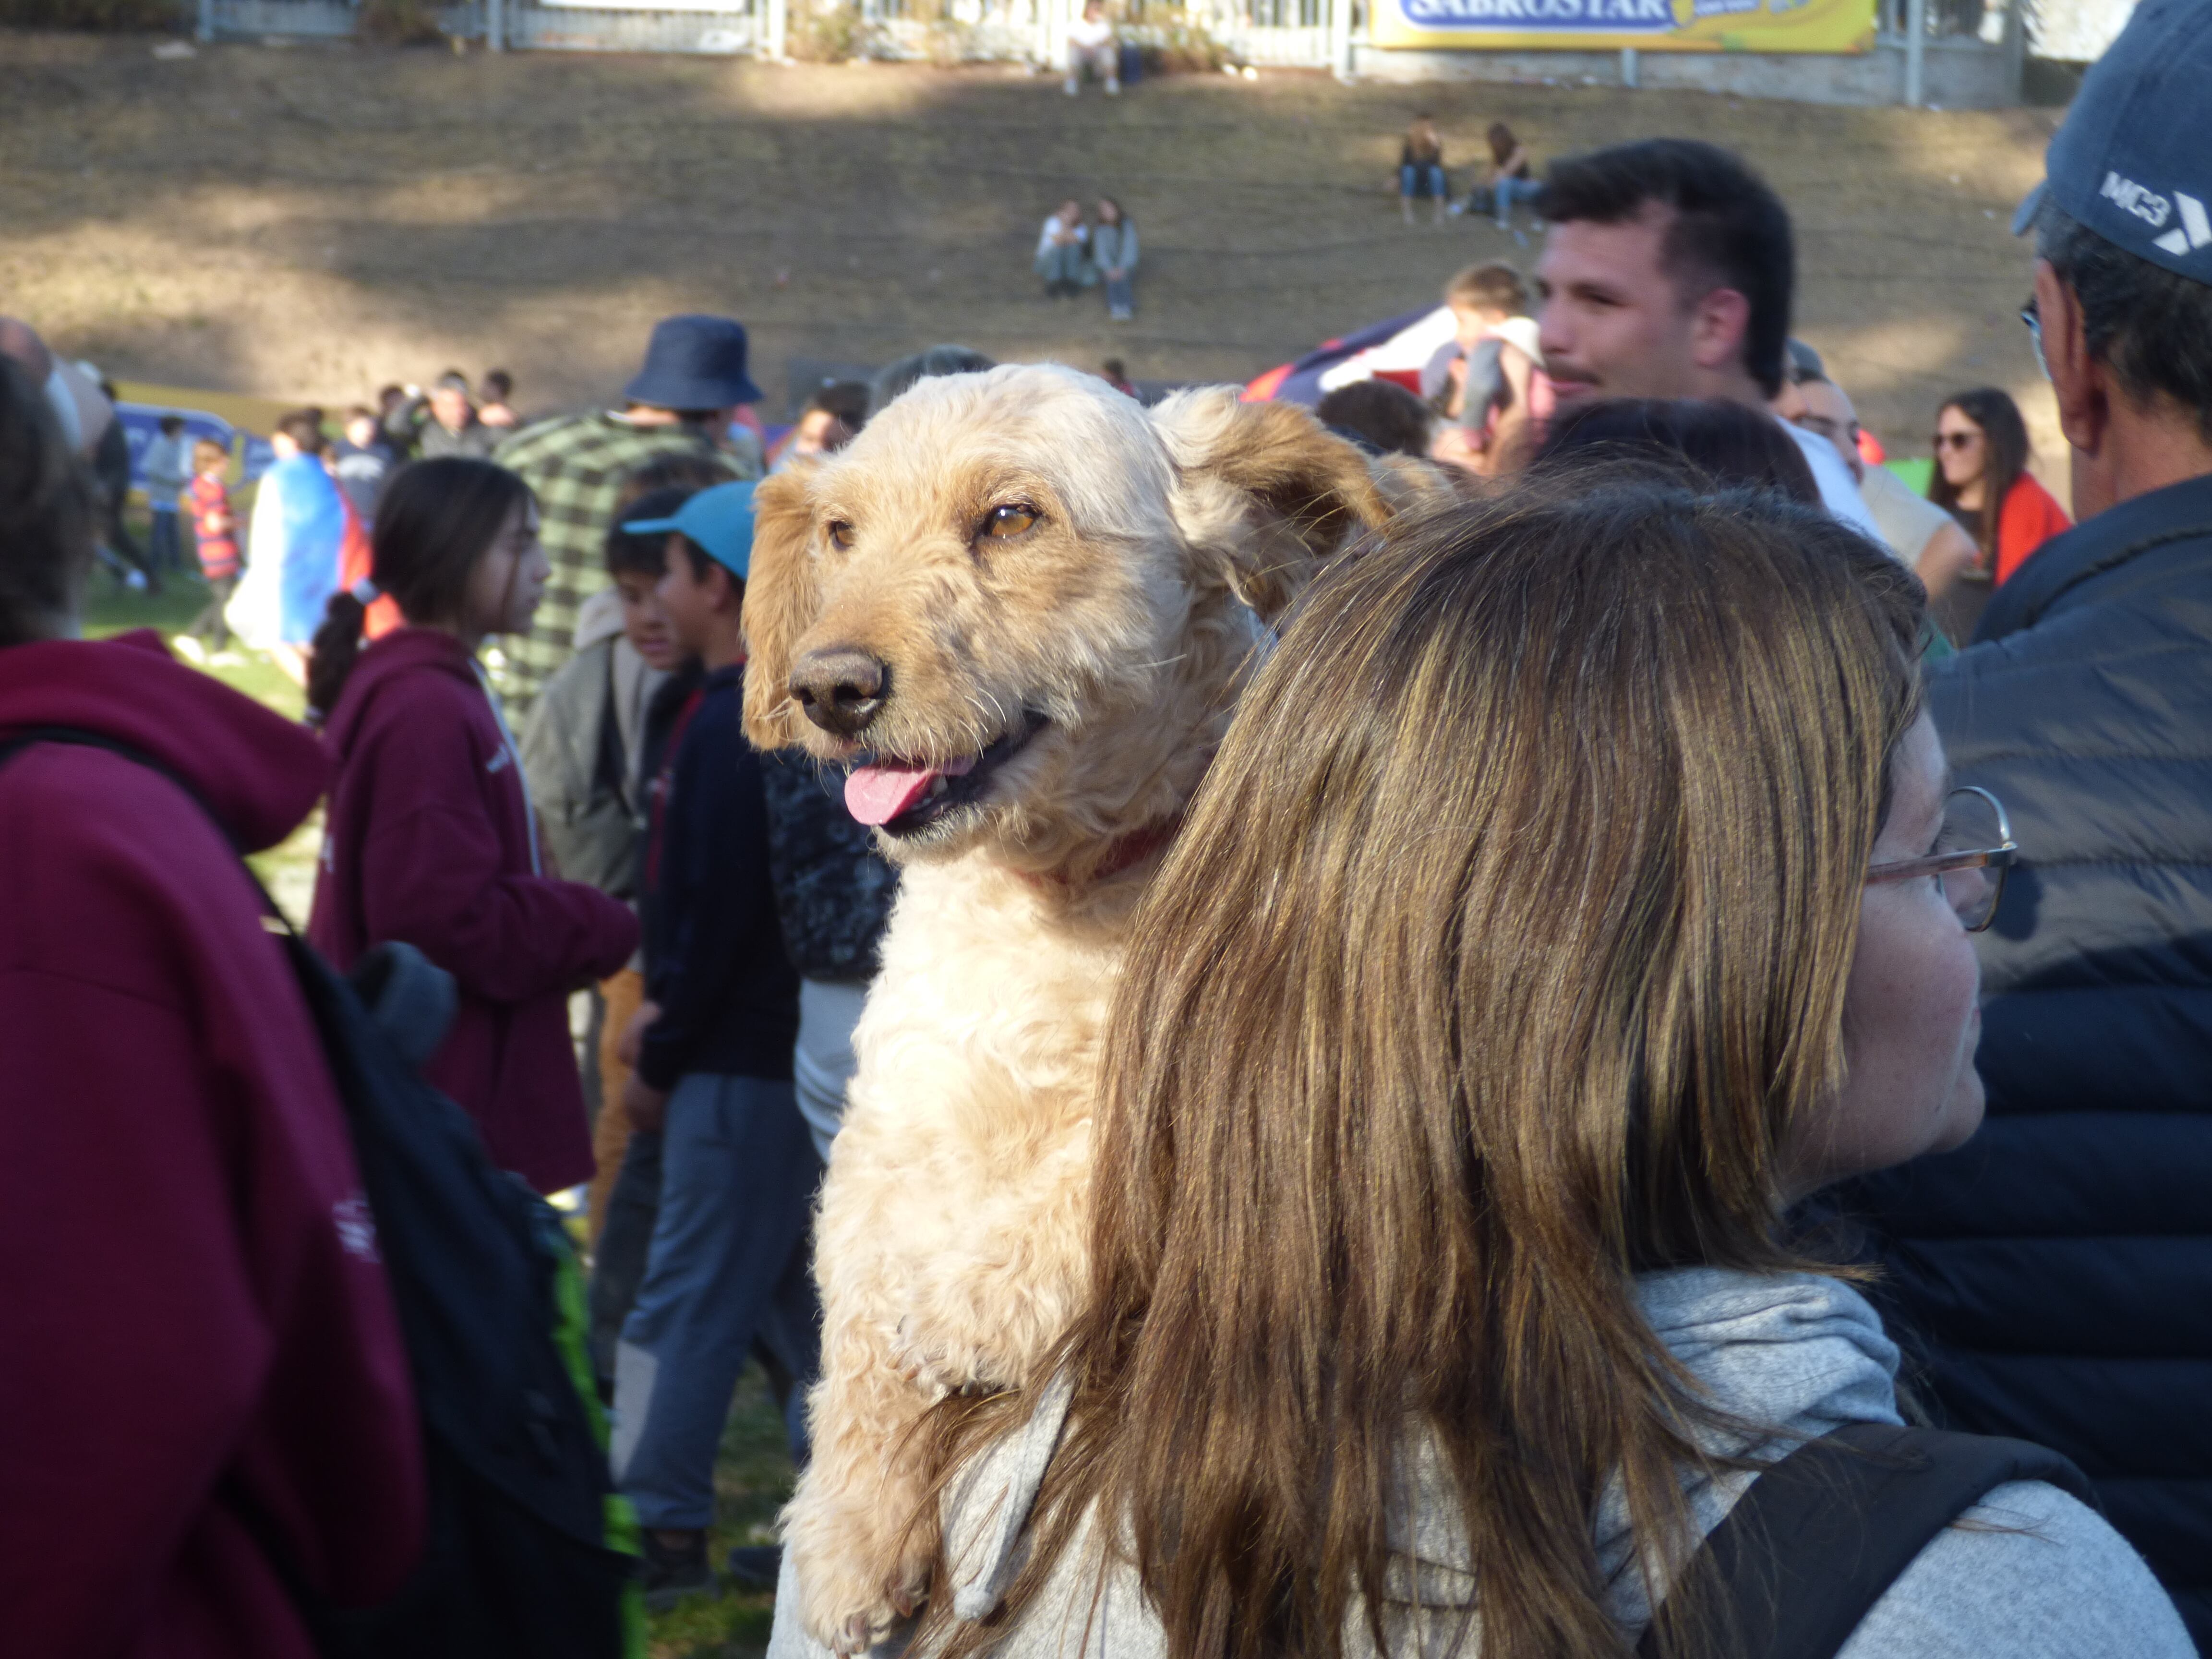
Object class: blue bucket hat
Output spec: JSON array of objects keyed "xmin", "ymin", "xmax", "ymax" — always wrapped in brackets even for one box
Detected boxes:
[
  {"xmin": 622, "ymin": 480, "xmax": 756, "ymax": 580},
  {"xmin": 624, "ymin": 315, "xmax": 764, "ymax": 412},
  {"xmin": 2011, "ymin": 0, "xmax": 2212, "ymax": 288}
]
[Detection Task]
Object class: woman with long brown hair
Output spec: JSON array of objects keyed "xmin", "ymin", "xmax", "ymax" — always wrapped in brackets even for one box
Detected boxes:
[
  {"xmin": 1466, "ymin": 119, "xmax": 1540, "ymax": 229},
  {"xmin": 769, "ymin": 477, "xmax": 2188, "ymax": 1659},
  {"xmin": 1928, "ymin": 387, "xmax": 2071, "ymax": 589}
]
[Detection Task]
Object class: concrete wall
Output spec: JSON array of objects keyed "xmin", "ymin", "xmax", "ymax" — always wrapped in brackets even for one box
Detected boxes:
[{"xmin": 1351, "ymin": 34, "xmax": 2019, "ymax": 106}]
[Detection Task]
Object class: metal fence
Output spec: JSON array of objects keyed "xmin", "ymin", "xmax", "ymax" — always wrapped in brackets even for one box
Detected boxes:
[
  {"xmin": 195, "ymin": 0, "xmax": 1345, "ymax": 67},
  {"xmin": 200, "ymin": 0, "xmax": 767, "ymax": 53}
]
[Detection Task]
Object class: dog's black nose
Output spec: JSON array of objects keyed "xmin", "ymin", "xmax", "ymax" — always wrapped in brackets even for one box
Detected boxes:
[{"xmin": 791, "ymin": 648, "xmax": 890, "ymax": 737}]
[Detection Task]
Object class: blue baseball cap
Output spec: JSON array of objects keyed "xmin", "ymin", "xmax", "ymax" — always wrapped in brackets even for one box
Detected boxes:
[
  {"xmin": 2011, "ymin": 0, "xmax": 2212, "ymax": 288},
  {"xmin": 622, "ymin": 480, "xmax": 756, "ymax": 580}
]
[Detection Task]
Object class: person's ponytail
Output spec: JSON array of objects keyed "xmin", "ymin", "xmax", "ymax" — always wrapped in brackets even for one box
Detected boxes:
[{"xmin": 306, "ymin": 588, "xmax": 370, "ymax": 721}]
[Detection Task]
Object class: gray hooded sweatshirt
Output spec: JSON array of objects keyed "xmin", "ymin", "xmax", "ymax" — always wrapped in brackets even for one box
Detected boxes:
[{"xmin": 769, "ymin": 1268, "xmax": 2191, "ymax": 1659}]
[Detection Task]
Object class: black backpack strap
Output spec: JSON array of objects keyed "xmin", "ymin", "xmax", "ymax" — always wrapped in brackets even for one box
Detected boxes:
[{"xmin": 1635, "ymin": 1422, "xmax": 2095, "ymax": 1659}]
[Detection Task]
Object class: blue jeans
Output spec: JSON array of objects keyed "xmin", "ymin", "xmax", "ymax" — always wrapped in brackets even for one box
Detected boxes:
[
  {"xmin": 148, "ymin": 506, "xmax": 182, "ymax": 572},
  {"xmin": 1400, "ymin": 162, "xmax": 1447, "ymax": 201},
  {"xmin": 611, "ymin": 1073, "xmax": 822, "ymax": 1530},
  {"xmin": 1105, "ymin": 272, "xmax": 1135, "ymax": 316},
  {"xmin": 1035, "ymin": 243, "xmax": 1096, "ymax": 292},
  {"xmin": 1472, "ymin": 175, "xmax": 1543, "ymax": 222}
]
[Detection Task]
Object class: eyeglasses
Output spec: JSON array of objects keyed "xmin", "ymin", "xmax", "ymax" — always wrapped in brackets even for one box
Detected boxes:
[
  {"xmin": 2021, "ymin": 295, "xmax": 2048, "ymax": 381},
  {"xmin": 1932, "ymin": 431, "xmax": 1981, "ymax": 451},
  {"xmin": 1864, "ymin": 785, "xmax": 2017, "ymax": 933}
]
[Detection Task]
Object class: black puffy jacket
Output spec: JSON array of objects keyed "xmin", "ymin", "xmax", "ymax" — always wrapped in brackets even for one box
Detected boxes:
[{"xmin": 1849, "ymin": 470, "xmax": 2212, "ymax": 1646}]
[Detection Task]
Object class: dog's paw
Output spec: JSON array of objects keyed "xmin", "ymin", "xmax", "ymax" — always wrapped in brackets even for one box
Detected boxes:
[{"xmin": 793, "ymin": 1545, "xmax": 929, "ymax": 1656}]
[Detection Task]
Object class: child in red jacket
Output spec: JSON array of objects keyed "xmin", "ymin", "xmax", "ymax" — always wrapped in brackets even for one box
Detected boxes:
[{"xmin": 306, "ymin": 457, "xmax": 638, "ymax": 1194}]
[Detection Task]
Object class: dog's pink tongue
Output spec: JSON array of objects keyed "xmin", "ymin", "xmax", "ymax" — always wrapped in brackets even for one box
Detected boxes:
[{"xmin": 845, "ymin": 763, "xmax": 940, "ymax": 827}]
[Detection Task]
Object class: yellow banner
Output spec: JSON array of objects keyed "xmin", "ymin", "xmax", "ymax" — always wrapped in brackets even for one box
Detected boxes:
[{"xmin": 1372, "ymin": 0, "xmax": 1875, "ymax": 53}]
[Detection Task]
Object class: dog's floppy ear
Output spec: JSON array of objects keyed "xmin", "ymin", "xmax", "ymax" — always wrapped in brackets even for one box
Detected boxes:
[
  {"xmin": 740, "ymin": 466, "xmax": 823, "ymax": 751},
  {"xmin": 1153, "ymin": 386, "xmax": 1395, "ymax": 625}
]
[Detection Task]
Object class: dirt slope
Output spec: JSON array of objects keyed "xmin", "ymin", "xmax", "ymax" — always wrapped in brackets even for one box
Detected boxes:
[{"xmin": 0, "ymin": 32, "xmax": 2062, "ymax": 465}]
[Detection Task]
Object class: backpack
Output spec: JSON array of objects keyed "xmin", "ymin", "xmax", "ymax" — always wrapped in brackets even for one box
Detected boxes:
[
  {"xmin": 0, "ymin": 729, "xmax": 645, "ymax": 1659},
  {"xmin": 1635, "ymin": 1421, "xmax": 2095, "ymax": 1659}
]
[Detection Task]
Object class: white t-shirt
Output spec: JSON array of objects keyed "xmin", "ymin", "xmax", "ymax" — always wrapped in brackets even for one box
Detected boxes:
[
  {"xmin": 1856, "ymin": 460, "xmax": 1957, "ymax": 567},
  {"xmin": 1036, "ymin": 215, "xmax": 1087, "ymax": 260},
  {"xmin": 1068, "ymin": 13, "xmax": 1113, "ymax": 46},
  {"xmin": 1781, "ymin": 417, "xmax": 1884, "ymax": 544}
]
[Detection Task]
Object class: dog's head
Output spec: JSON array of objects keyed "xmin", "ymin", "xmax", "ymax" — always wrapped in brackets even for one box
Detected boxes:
[{"xmin": 742, "ymin": 364, "xmax": 1391, "ymax": 874}]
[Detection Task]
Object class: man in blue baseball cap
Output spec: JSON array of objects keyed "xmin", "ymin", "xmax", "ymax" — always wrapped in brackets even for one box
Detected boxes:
[
  {"xmin": 599, "ymin": 479, "xmax": 819, "ymax": 1609},
  {"xmin": 1849, "ymin": 1, "xmax": 2212, "ymax": 1640}
]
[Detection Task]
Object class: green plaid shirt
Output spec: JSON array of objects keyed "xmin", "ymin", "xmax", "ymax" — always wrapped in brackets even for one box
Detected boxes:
[{"xmin": 491, "ymin": 412, "xmax": 760, "ymax": 717}]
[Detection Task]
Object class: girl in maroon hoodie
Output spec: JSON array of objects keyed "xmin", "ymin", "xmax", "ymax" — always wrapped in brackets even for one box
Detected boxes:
[
  {"xmin": 0, "ymin": 356, "xmax": 424, "ymax": 1659},
  {"xmin": 307, "ymin": 458, "xmax": 638, "ymax": 1194}
]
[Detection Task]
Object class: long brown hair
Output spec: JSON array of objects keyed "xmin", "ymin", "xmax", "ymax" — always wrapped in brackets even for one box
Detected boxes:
[
  {"xmin": 1926, "ymin": 386, "xmax": 2030, "ymax": 560},
  {"xmin": 922, "ymin": 476, "xmax": 1925, "ymax": 1659}
]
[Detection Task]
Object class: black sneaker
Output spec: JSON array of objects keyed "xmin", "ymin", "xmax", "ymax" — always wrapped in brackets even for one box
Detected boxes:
[
  {"xmin": 725, "ymin": 1543, "xmax": 783, "ymax": 1593},
  {"xmin": 642, "ymin": 1529, "xmax": 717, "ymax": 1612}
]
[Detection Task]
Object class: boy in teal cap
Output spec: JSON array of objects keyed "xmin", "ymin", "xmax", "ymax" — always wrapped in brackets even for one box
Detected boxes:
[{"xmin": 606, "ymin": 479, "xmax": 820, "ymax": 1608}]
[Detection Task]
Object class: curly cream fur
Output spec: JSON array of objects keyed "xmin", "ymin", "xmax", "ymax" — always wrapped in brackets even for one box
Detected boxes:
[{"xmin": 741, "ymin": 365, "xmax": 1421, "ymax": 1651}]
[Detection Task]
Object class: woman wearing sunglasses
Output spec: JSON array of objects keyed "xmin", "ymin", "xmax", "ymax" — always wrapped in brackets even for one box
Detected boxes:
[
  {"xmin": 770, "ymin": 476, "xmax": 2188, "ymax": 1659},
  {"xmin": 1926, "ymin": 388, "xmax": 2072, "ymax": 630}
]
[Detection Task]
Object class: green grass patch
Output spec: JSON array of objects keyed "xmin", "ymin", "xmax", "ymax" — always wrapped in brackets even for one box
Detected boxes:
[
  {"xmin": 648, "ymin": 1361, "xmax": 796, "ymax": 1659},
  {"xmin": 83, "ymin": 558, "xmax": 320, "ymax": 920}
]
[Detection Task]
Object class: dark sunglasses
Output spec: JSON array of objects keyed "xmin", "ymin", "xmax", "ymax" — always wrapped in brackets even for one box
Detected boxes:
[
  {"xmin": 1933, "ymin": 431, "xmax": 1981, "ymax": 450},
  {"xmin": 2022, "ymin": 294, "xmax": 2049, "ymax": 380}
]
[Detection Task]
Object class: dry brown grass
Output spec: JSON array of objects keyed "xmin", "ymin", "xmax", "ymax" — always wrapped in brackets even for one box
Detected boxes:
[{"xmin": 0, "ymin": 31, "xmax": 2064, "ymax": 475}]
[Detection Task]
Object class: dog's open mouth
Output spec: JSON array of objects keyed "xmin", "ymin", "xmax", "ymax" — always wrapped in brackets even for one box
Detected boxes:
[{"xmin": 842, "ymin": 715, "xmax": 1047, "ymax": 837}]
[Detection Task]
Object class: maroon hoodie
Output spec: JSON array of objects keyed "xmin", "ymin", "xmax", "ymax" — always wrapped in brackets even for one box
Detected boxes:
[
  {"xmin": 309, "ymin": 627, "xmax": 637, "ymax": 1194},
  {"xmin": 0, "ymin": 631, "xmax": 424, "ymax": 1659}
]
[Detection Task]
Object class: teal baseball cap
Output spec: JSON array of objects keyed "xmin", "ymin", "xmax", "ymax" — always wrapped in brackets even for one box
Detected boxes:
[{"xmin": 621, "ymin": 480, "xmax": 756, "ymax": 580}]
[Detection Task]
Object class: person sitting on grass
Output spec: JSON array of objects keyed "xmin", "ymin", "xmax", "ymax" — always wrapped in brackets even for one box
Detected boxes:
[
  {"xmin": 1065, "ymin": 0, "xmax": 1119, "ymax": 96},
  {"xmin": 1399, "ymin": 112, "xmax": 1448, "ymax": 226},
  {"xmin": 1094, "ymin": 197, "xmax": 1140, "ymax": 322},
  {"xmin": 1462, "ymin": 120, "xmax": 1541, "ymax": 229},
  {"xmin": 1035, "ymin": 199, "xmax": 1094, "ymax": 300}
]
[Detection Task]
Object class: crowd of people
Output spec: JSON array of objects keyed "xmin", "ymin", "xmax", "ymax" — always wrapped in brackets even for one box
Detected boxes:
[
  {"xmin": 1, "ymin": 0, "xmax": 2208, "ymax": 1652},
  {"xmin": 1309, "ymin": 229, "xmax": 2073, "ymax": 642}
]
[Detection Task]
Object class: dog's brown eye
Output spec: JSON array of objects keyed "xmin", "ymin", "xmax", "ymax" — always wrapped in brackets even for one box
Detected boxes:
[
  {"xmin": 982, "ymin": 505, "xmax": 1039, "ymax": 539},
  {"xmin": 826, "ymin": 520, "xmax": 854, "ymax": 551}
]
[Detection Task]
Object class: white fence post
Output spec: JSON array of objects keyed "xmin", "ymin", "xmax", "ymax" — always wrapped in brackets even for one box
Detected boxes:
[
  {"xmin": 488, "ymin": 0, "xmax": 504, "ymax": 51},
  {"xmin": 197, "ymin": 0, "xmax": 214, "ymax": 40},
  {"xmin": 1904, "ymin": 0, "xmax": 1926, "ymax": 105},
  {"xmin": 1330, "ymin": 0, "xmax": 1353, "ymax": 78},
  {"xmin": 1620, "ymin": 43, "xmax": 1637, "ymax": 84},
  {"xmin": 766, "ymin": 0, "xmax": 788, "ymax": 58}
]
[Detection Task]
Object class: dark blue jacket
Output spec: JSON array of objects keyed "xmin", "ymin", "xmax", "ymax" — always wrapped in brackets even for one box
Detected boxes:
[
  {"xmin": 637, "ymin": 663, "xmax": 799, "ymax": 1091},
  {"xmin": 1850, "ymin": 470, "xmax": 2212, "ymax": 1645}
]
